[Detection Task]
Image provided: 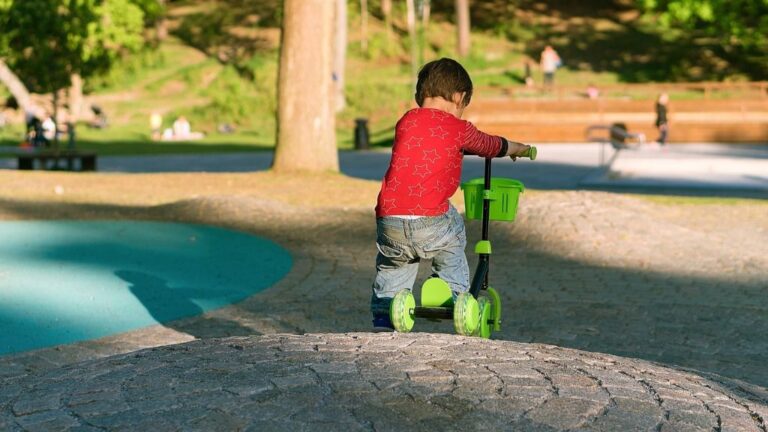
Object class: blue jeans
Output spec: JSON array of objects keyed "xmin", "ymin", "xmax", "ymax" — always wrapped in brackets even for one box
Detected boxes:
[{"xmin": 371, "ymin": 205, "xmax": 469, "ymax": 317}]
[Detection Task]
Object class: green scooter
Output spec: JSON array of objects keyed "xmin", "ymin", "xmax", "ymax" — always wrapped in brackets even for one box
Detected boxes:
[{"xmin": 389, "ymin": 146, "xmax": 537, "ymax": 338}]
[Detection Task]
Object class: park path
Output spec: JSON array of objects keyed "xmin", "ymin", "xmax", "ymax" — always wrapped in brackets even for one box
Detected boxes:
[
  {"xmin": 2, "ymin": 143, "xmax": 766, "ymax": 197},
  {"xmin": 0, "ymin": 171, "xmax": 766, "ymax": 430},
  {"xmin": 2, "ymin": 333, "xmax": 768, "ymax": 431}
]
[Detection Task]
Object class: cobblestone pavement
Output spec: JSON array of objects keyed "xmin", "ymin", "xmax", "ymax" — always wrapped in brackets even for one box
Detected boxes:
[
  {"xmin": 0, "ymin": 180, "xmax": 766, "ymax": 430},
  {"xmin": 1, "ymin": 333, "xmax": 767, "ymax": 431}
]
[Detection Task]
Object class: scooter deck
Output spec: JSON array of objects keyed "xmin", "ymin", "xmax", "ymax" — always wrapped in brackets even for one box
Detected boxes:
[{"xmin": 414, "ymin": 306, "xmax": 453, "ymax": 320}]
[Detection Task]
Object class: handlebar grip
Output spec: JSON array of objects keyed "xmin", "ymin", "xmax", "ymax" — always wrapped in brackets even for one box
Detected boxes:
[{"xmin": 514, "ymin": 146, "xmax": 537, "ymax": 160}]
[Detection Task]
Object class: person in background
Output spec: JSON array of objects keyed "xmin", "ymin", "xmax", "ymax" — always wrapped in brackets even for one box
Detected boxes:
[
  {"xmin": 150, "ymin": 112, "xmax": 163, "ymax": 140},
  {"xmin": 41, "ymin": 115, "xmax": 56, "ymax": 143},
  {"xmin": 540, "ymin": 45, "xmax": 561, "ymax": 86},
  {"xmin": 587, "ymin": 83, "xmax": 600, "ymax": 99},
  {"xmin": 655, "ymin": 93, "xmax": 670, "ymax": 146},
  {"xmin": 172, "ymin": 116, "xmax": 191, "ymax": 138},
  {"xmin": 524, "ymin": 59, "xmax": 534, "ymax": 87}
]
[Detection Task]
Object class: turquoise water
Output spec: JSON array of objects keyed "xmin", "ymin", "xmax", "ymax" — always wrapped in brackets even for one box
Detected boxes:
[{"xmin": 0, "ymin": 221, "xmax": 292, "ymax": 355}]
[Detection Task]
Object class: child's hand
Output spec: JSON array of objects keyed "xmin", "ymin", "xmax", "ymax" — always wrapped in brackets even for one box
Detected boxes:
[{"xmin": 509, "ymin": 144, "xmax": 532, "ymax": 161}]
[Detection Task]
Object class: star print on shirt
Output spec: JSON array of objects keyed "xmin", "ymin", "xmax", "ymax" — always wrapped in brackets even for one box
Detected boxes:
[
  {"xmin": 409, "ymin": 204, "xmax": 427, "ymax": 215},
  {"xmin": 434, "ymin": 180, "xmax": 449, "ymax": 193},
  {"xmin": 381, "ymin": 198, "xmax": 397, "ymax": 211},
  {"xmin": 392, "ymin": 157, "xmax": 410, "ymax": 170},
  {"xmin": 446, "ymin": 159, "xmax": 462, "ymax": 170},
  {"xmin": 404, "ymin": 136, "xmax": 423, "ymax": 150},
  {"xmin": 401, "ymin": 118, "xmax": 418, "ymax": 131},
  {"xmin": 422, "ymin": 148, "xmax": 440, "ymax": 164},
  {"xmin": 453, "ymin": 131, "xmax": 466, "ymax": 151},
  {"xmin": 385, "ymin": 177, "xmax": 401, "ymax": 191},
  {"xmin": 408, "ymin": 183, "xmax": 427, "ymax": 197},
  {"xmin": 412, "ymin": 164, "xmax": 431, "ymax": 179},
  {"xmin": 430, "ymin": 126, "xmax": 449, "ymax": 140}
]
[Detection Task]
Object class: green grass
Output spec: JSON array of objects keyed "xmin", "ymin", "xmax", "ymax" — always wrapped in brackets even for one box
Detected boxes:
[{"xmin": 3, "ymin": 1, "xmax": 760, "ymax": 158}]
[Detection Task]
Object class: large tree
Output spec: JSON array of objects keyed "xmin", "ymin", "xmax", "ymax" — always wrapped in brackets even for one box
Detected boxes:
[
  {"xmin": 455, "ymin": 0, "xmax": 471, "ymax": 57},
  {"xmin": 272, "ymin": 0, "xmax": 338, "ymax": 173},
  {"xmin": 334, "ymin": 0, "xmax": 347, "ymax": 112}
]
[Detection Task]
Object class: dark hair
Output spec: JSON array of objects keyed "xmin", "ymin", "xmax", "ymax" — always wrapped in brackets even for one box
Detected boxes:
[{"xmin": 415, "ymin": 58, "xmax": 473, "ymax": 107}]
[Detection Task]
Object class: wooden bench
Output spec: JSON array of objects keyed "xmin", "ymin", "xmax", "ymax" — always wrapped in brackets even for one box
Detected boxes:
[{"xmin": 18, "ymin": 151, "xmax": 97, "ymax": 172}]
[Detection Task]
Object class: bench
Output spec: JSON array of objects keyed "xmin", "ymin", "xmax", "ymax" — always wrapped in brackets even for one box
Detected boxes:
[{"xmin": 18, "ymin": 151, "xmax": 97, "ymax": 172}]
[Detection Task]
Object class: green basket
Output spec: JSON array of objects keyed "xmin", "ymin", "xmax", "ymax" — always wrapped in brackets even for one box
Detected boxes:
[{"xmin": 461, "ymin": 178, "xmax": 525, "ymax": 221}]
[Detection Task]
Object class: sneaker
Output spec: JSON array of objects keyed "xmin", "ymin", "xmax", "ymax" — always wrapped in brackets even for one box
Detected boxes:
[{"xmin": 372, "ymin": 314, "xmax": 394, "ymax": 332}]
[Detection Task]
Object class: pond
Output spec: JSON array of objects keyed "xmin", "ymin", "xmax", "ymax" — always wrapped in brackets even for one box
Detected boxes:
[{"xmin": 0, "ymin": 221, "xmax": 292, "ymax": 355}]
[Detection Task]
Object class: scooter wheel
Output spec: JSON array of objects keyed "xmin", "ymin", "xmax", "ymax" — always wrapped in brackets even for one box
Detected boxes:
[
  {"xmin": 453, "ymin": 293, "xmax": 480, "ymax": 336},
  {"xmin": 476, "ymin": 297, "xmax": 492, "ymax": 339},
  {"xmin": 390, "ymin": 289, "xmax": 415, "ymax": 333}
]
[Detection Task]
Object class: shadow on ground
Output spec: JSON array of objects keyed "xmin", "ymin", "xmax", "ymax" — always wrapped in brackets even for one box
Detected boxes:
[{"xmin": 0, "ymin": 195, "xmax": 766, "ymax": 390}]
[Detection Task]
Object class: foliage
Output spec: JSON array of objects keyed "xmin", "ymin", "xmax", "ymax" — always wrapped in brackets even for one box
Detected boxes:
[
  {"xmin": 639, "ymin": 0, "xmax": 768, "ymax": 75},
  {"xmin": 129, "ymin": 0, "xmax": 164, "ymax": 24},
  {"xmin": 0, "ymin": 0, "xmax": 145, "ymax": 93}
]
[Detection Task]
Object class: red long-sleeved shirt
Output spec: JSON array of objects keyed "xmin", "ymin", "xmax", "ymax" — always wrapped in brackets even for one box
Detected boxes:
[{"xmin": 375, "ymin": 108, "xmax": 504, "ymax": 217}]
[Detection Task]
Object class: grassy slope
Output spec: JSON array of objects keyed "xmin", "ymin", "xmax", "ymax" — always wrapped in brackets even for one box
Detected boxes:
[{"xmin": 3, "ymin": 0, "xmax": 752, "ymax": 156}]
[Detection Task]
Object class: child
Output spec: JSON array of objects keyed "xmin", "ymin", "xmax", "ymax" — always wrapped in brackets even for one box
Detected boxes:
[{"xmin": 371, "ymin": 58, "xmax": 531, "ymax": 329}]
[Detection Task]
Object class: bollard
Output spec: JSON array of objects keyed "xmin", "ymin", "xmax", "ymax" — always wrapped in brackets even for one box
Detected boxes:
[{"xmin": 354, "ymin": 118, "xmax": 369, "ymax": 150}]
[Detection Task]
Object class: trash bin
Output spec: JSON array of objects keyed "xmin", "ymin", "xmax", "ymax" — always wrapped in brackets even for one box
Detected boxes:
[{"xmin": 354, "ymin": 118, "xmax": 369, "ymax": 150}]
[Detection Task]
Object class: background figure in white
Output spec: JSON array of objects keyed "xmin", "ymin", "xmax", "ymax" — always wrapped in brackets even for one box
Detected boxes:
[
  {"xmin": 41, "ymin": 116, "xmax": 56, "ymax": 142},
  {"xmin": 540, "ymin": 45, "xmax": 561, "ymax": 86},
  {"xmin": 172, "ymin": 116, "xmax": 191, "ymax": 138}
]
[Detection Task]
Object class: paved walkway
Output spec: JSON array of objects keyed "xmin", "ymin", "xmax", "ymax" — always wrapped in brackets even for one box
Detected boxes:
[
  {"xmin": 0, "ymin": 184, "xmax": 766, "ymax": 430},
  {"xmin": 2, "ymin": 333, "xmax": 767, "ymax": 431},
  {"xmin": 0, "ymin": 146, "xmax": 766, "ymax": 430},
  {"xmin": 2, "ymin": 143, "xmax": 766, "ymax": 196}
]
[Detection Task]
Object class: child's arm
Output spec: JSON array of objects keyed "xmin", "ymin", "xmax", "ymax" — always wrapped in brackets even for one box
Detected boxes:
[
  {"xmin": 462, "ymin": 122, "xmax": 531, "ymax": 159},
  {"xmin": 502, "ymin": 139, "xmax": 532, "ymax": 161}
]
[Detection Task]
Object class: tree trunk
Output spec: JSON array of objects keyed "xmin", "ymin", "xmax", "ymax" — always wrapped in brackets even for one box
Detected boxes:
[
  {"xmin": 382, "ymin": 0, "xmax": 392, "ymax": 48},
  {"xmin": 273, "ymin": 0, "xmax": 338, "ymax": 173},
  {"xmin": 0, "ymin": 58, "xmax": 42, "ymax": 118},
  {"xmin": 406, "ymin": 0, "xmax": 418, "ymax": 90},
  {"xmin": 360, "ymin": 0, "xmax": 368, "ymax": 53},
  {"xmin": 334, "ymin": 0, "xmax": 347, "ymax": 112},
  {"xmin": 456, "ymin": 0, "xmax": 471, "ymax": 57},
  {"xmin": 68, "ymin": 73, "xmax": 84, "ymax": 122},
  {"xmin": 420, "ymin": 0, "xmax": 430, "ymax": 67}
]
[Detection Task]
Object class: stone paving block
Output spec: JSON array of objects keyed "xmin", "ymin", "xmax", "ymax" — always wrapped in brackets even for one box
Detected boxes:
[
  {"xmin": 308, "ymin": 361, "xmax": 358, "ymax": 375},
  {"xmin": 581, "ymin": 408, "xmax": 661, "ymax": 432},
  {"xmin": 667, "ymin": 408, "xmax": 718, "ymax": 430},
  {"xmin": 11, "ymin": 390, "xmax": 62, "ymax": 416},
  {"xmin": 659, "ymin": 421, "xmax": 713, "ymax": 432},
  {"xmin": 526, "ymin": 398, "xmax": 606, "ymax": 430},
  {"xmin": 557, "ymin": 386, "xmax": 610, "ymax": 402},
  {"xmin": 69, "ymin": 399, "xmax": 132, "ymax": 418},
  {"xmin": 486, "ymin": 363, "xmax": 540, "ymax": 378},
  {"xmin": 503, "ymin": 385, "xmax": 553, "ymax": 399},
  {"xmin": 406, "ymin": 368, "xmax": 455, "ymax": 384},
  {"xmin": 66, "ymin": 424, "xmax": 106, "ymax": 432},
  {"xmin": 186, "ymin": 409, "xmax": 248, "ymax": 431},
  {"xmin": 716, "ymin": 406, "xmax": 763, "ymax": 432},
  {"xmin": 0, "ymin": 415, "xmax": 22, "ymax": 432},
  {"xmin": 14, "ymin": 410, "xmax": 80, "ymax": 431}
]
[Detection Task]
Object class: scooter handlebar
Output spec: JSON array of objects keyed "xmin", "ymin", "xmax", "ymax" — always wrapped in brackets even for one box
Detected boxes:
[{"xmin": 515, "ymin": 145, "xmax": 537, "ymax": 161}]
